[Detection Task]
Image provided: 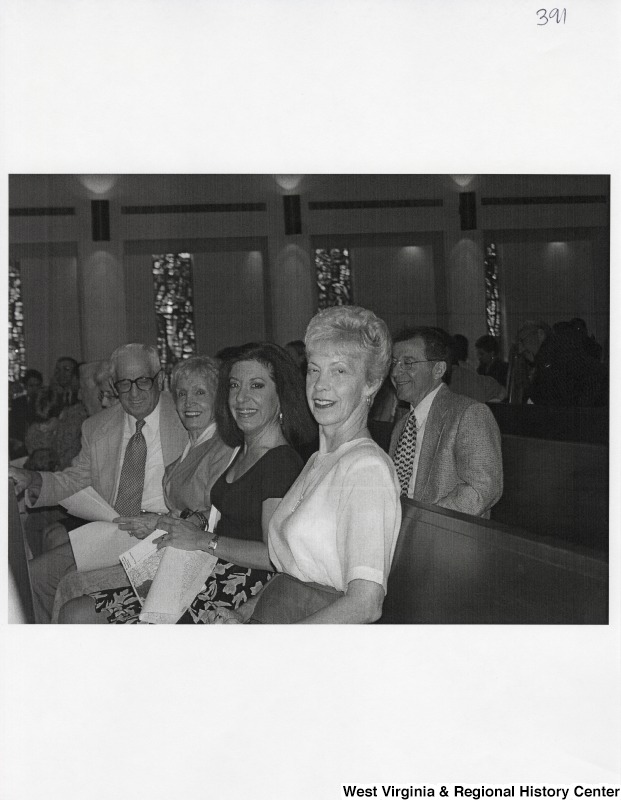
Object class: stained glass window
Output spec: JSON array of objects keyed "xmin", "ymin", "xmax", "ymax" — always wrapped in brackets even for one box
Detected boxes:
[
  {"xmin": 9, "ymin": 260, "xmax": 26, "ymax": 383},
  {"xmin": 484, "ymin": 243, "xmax": 501, "ymax": 338},
  {"xmin": 152, "ymin": 253, "xmax": 196, "ymax": 385},
  {"xmin": 314, "ymin": 248, "xmax": 353, "ymax": 310}
]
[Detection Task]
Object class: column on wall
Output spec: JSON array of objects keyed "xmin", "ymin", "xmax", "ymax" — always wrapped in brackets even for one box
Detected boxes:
[
  {"xmin": 443, "ymin": 180, "xmax": 487, "ymax": 361},
  {"xmin": 76, "ymin": 198, "xmax": 128, "ymax": 362},
  {"xmin": 265, "ymin": 180, "xmax": 315, "ymax": 346}
]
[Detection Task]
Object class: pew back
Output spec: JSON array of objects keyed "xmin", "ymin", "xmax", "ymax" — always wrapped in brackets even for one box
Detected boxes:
[
  {"xmin": 380, "ymin": 498, "xmax": 608, "ymax": 624},
  {"xmin": 8, "ymin": 481, "xmax": 35, "ymax": 623},
  {"xmin": 491, "ymin": 435, "xmax": 608, "ymax": 548}
]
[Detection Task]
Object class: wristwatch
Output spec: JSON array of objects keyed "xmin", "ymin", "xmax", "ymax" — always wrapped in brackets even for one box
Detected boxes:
[{"xmin": 207, "ymin": 534, "xmax": 219, "ymax": 553}]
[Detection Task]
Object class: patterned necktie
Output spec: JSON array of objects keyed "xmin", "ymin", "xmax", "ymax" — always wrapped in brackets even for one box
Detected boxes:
[
  {"xmin": 115, "ymin": 419, "xmax": 147, "ymax": 516},
  {"xmin": 393, "ymin": 410, "xmax": 417, "ymax": 496}
]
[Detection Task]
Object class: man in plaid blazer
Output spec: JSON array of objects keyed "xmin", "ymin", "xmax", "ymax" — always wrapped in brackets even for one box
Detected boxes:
[{"xmin": 389, "ymin": 327, "xmax": 503, "ymax": 519}]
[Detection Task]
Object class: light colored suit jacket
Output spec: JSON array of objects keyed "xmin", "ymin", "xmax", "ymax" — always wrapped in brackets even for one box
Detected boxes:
[
  {"xmin": 33, "ymin": 392, "xmax": 187, "ymax": 508},
  {"xmin": 389, "ymin": 384, "xmax": 503, "ymax": 518}
]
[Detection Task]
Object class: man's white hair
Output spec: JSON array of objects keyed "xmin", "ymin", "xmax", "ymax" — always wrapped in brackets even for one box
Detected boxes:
[{"xmin": 109, "ymin": 344, "xmax": 161, "ymax": 379}]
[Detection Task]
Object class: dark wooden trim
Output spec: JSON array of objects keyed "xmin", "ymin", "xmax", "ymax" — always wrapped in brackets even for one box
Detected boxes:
[
  {"xmin": 121, "ymin": 202, "xmax": 266, "ymax": 215},
  {"xmin": 400, "ymin": 499, "xmax": 608, "ymax": 572},
  {"xmin": 488, "ymin": 403, "xmax": 608, "ymax": 445},
  {"xmin": 124, "ymin": 236, "xmax": 269, "ymax": 255},
  {"xmin": 9, "ymin": 241, "xmax": 78, "ymax": 259},
  {"xmin": 481, "ymin": 195, "xmax": 607, "ymax": 206},
  {"xmin": 9, "ymin": 206, "xmax": 75, "ymax": 217},
  {"xmin": 309, "ymin": 199, "xmax": 443, "ymax": 210}
]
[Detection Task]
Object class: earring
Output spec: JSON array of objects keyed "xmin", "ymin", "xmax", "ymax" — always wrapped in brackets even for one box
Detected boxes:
[
  {"xmin": 366, "ymin": 396, "xmax": 372, "ymax": 407},
  {"xmin": 279, "ymin": 411, "xmax": 283, "ymax": 426}
]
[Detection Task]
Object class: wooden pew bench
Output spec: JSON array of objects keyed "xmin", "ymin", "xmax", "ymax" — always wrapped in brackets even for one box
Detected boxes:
[
  {"xmin": 8, "ymin": 480, "xmax": 35, "ymax": 623},
  {"xmin": 491, "ymin": 435, "xmax": 608, "ymax": 549},
  {"xmin": 380, "ymin": 497, "xmax": 608, "ymax": 624}
]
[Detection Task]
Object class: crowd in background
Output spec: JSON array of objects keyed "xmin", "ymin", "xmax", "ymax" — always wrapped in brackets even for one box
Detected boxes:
[{"xmin": 7, "ymin": 308, "xmax": 608, "ymax": 624}]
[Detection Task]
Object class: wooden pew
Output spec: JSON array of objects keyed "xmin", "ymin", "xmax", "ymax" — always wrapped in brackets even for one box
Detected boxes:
[
  {"xmin": 8, "ymin": 481, "xmax": 35, "ymax": 623},
  {"xmin": 371, "ymin": 408, "xmax": 609, "ymax": 549},
  {"xmin": 380, "ymin": 498, "xmax": 608, "ymax": 624},
  {"xmin": 491, "ymin": 435, "xmax": 608, "ymax": 549},
  {"xmin": 487, "ymin": 403, "xmax": 608, "ymax": 445}
]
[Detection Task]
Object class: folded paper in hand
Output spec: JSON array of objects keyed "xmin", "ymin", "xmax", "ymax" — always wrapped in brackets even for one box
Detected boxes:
[
  {"xmin": 60, "ymin": 486, "xmax": 118, "ymax": 522},
  {"xmin": 61, "ymin": 474, "xmax": 233, "ymax": 623},
  {"xmin": 120, "ymin": 532, "xmax": 218, "ymax": 624},
  {"xmin": 61, "ymin": 488, "xmax": 135, "ymax": 571}
]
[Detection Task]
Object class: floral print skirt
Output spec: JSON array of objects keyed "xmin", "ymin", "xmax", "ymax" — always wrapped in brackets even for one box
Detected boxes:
[{"xmin": 90, "ymin": 560, "xmax": 273, "ymax": 624}]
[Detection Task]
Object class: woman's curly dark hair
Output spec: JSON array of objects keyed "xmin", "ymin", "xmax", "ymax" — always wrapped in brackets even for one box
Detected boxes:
[{"xmin": 215, "ymin": 342, "xmax": 317, "ymax": 448}]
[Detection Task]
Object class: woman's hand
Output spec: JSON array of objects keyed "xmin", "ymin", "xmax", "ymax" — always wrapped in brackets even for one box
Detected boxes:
[
  {"xmin": 154, "ymin": 517, "xmax": 206, "ymax": 552},
  {"xmin": 114, "ymin": 512, "xmax": 163, "ymax": 539}
]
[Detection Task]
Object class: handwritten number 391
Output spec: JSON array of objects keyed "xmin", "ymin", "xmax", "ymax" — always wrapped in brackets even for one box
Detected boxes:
[{"xmin": 537, "ymin": 8, "xmax": 567, "ymax": 24}]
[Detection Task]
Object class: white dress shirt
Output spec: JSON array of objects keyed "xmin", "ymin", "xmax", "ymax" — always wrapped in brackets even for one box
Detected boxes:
[
  {"xmin": 113, "ymin": 403, "xmax": 167, "ymax": 512},
  {"xmin": 405, "ymin": 383, "xmax": 444, "ymax": 499}
]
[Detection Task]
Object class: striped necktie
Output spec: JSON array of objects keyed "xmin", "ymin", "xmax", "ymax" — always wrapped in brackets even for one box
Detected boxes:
[
  {"xmin": 393, "ymin": 410, "xmax": 417, "ymax": 496},
  {"xmin": 115, "ymin": 419, "xmax": 147, "ymax": 516}
]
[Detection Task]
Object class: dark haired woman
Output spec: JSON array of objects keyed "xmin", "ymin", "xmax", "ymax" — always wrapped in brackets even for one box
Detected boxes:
[{"xmin": 156, "ymin": 342, "xmax": 316, "ymax": 623}]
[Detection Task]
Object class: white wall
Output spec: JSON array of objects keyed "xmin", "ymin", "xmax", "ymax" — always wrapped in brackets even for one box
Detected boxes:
[
  {"xmin": 16, "ymin": 253, "xmax": 82, "ymax": 380},
  {"xmin": 9, "ymin": 174, "xmax": 610, "ymax": 371}
]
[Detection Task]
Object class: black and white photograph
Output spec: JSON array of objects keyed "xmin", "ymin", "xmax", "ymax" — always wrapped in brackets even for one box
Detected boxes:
[
  {"xmin": 1, "ymin": 2, "xmax": 619, "ymax": 799},
  {"xmin": 7, "ymin": 173, "xmax": 610, "ymax": 627}
]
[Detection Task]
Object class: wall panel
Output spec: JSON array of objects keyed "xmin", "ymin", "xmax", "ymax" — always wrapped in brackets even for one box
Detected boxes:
[
  {"xmin": 18, "ymin": 253, "xmax": 82, "ymax": 380},
  {"xmin": 124, "ymin": 239, "xmax": 269, "ymax": 359},
  {"xmin": 493, "ymin": 230, "xmax": 602, "ymax": 346},
  {"xmin": 351, "ymin": 244, "xmax": 437, "ymax": 334}
]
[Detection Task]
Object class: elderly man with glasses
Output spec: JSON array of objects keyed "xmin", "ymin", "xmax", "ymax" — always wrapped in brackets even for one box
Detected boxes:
[
  {"xmin": 389, "ymin": 327, "xmax": 503, "ymax": 518},
  {"xmin": 9, "ymin": 343, "xmax": 187, "ymax": 622}
]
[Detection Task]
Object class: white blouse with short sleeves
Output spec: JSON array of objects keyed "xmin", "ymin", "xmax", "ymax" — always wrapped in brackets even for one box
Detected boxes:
[{"xmin": 268, "ymin": 437, "xmax": 402, "ymax": 593}]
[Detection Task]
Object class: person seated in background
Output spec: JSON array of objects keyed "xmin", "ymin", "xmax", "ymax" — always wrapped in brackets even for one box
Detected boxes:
[
  {"xmin": 19, "ymin": 387, "xmax": 67, "ymax": 555},
  {"xmin": 58, "ymin": 354, "xmax": 238, "ymax": 623},
  {"xmin": 9, "ymin": 368, "xmax": 43, "ymax": 458},
  {"xmin": 45, "ymin": 356, "xmax": 90, "ymax": 464},
  {"xmin": 513, "ymin": 320, "xmax": 607, "ymax": 407},
  {"xmin": 9, "ymin": 343, "xmax": 187, "ymax": 622},
  {"xmin": 285, "ymin": 339, "xmax": 307, "ymax": 377},
  {"xmin": 50, "ymin": 357, "xmax": 81, "ymax": 407},
  {"xmin": 78, "ymin": 360, "xmax": 120, "ymax": 416},
  {"xmin": 475, "ymin": 334, "xmax": 509, "ymax": 387},
  {"xmin": 249, "ymin": 306, "xmax": 401, "ymax": 624},
  {"xmin": 449, "ymin": 333, "xmax": 506, "ymax": 403},
  {"xmin": 94, "ymin": 360, "xmax": 120, "ymax": 409},
  {"xmin": 24, "ymin": 386, "xmax": 63, "ymax": 462},
  {"xmin": 215, "ymin": 345, "xmax": 243, "ymax": 362},
  {"xmin": 570, "ymin": 317, "xmax": 603, "ymax": 362},
  {"xmin": 24, "ymin": 447, "xmax": 59, "ymax": 473},
  {"xmin": 390, "ymin": 326, "xmax": 503, "ymax": 518}
]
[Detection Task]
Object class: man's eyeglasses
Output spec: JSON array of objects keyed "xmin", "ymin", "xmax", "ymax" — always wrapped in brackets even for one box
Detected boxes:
[
  {"xmin": 113, "ymin": 370, "xmax": 161, "ymax": 394},
  {"xmin": 391, "ymin": 357, "xmax": 438, "ymax": 370}
]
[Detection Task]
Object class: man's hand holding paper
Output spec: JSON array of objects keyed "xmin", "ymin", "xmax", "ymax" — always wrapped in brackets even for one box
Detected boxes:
[{"xmin": 115, "ymin": 512, "xmax": 164, "ymax": 539}]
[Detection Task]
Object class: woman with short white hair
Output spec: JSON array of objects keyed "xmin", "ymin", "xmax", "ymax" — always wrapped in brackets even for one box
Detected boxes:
[{"xmin": 251, "ymin": 305, "xmax": 401, "ymax": 624}]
